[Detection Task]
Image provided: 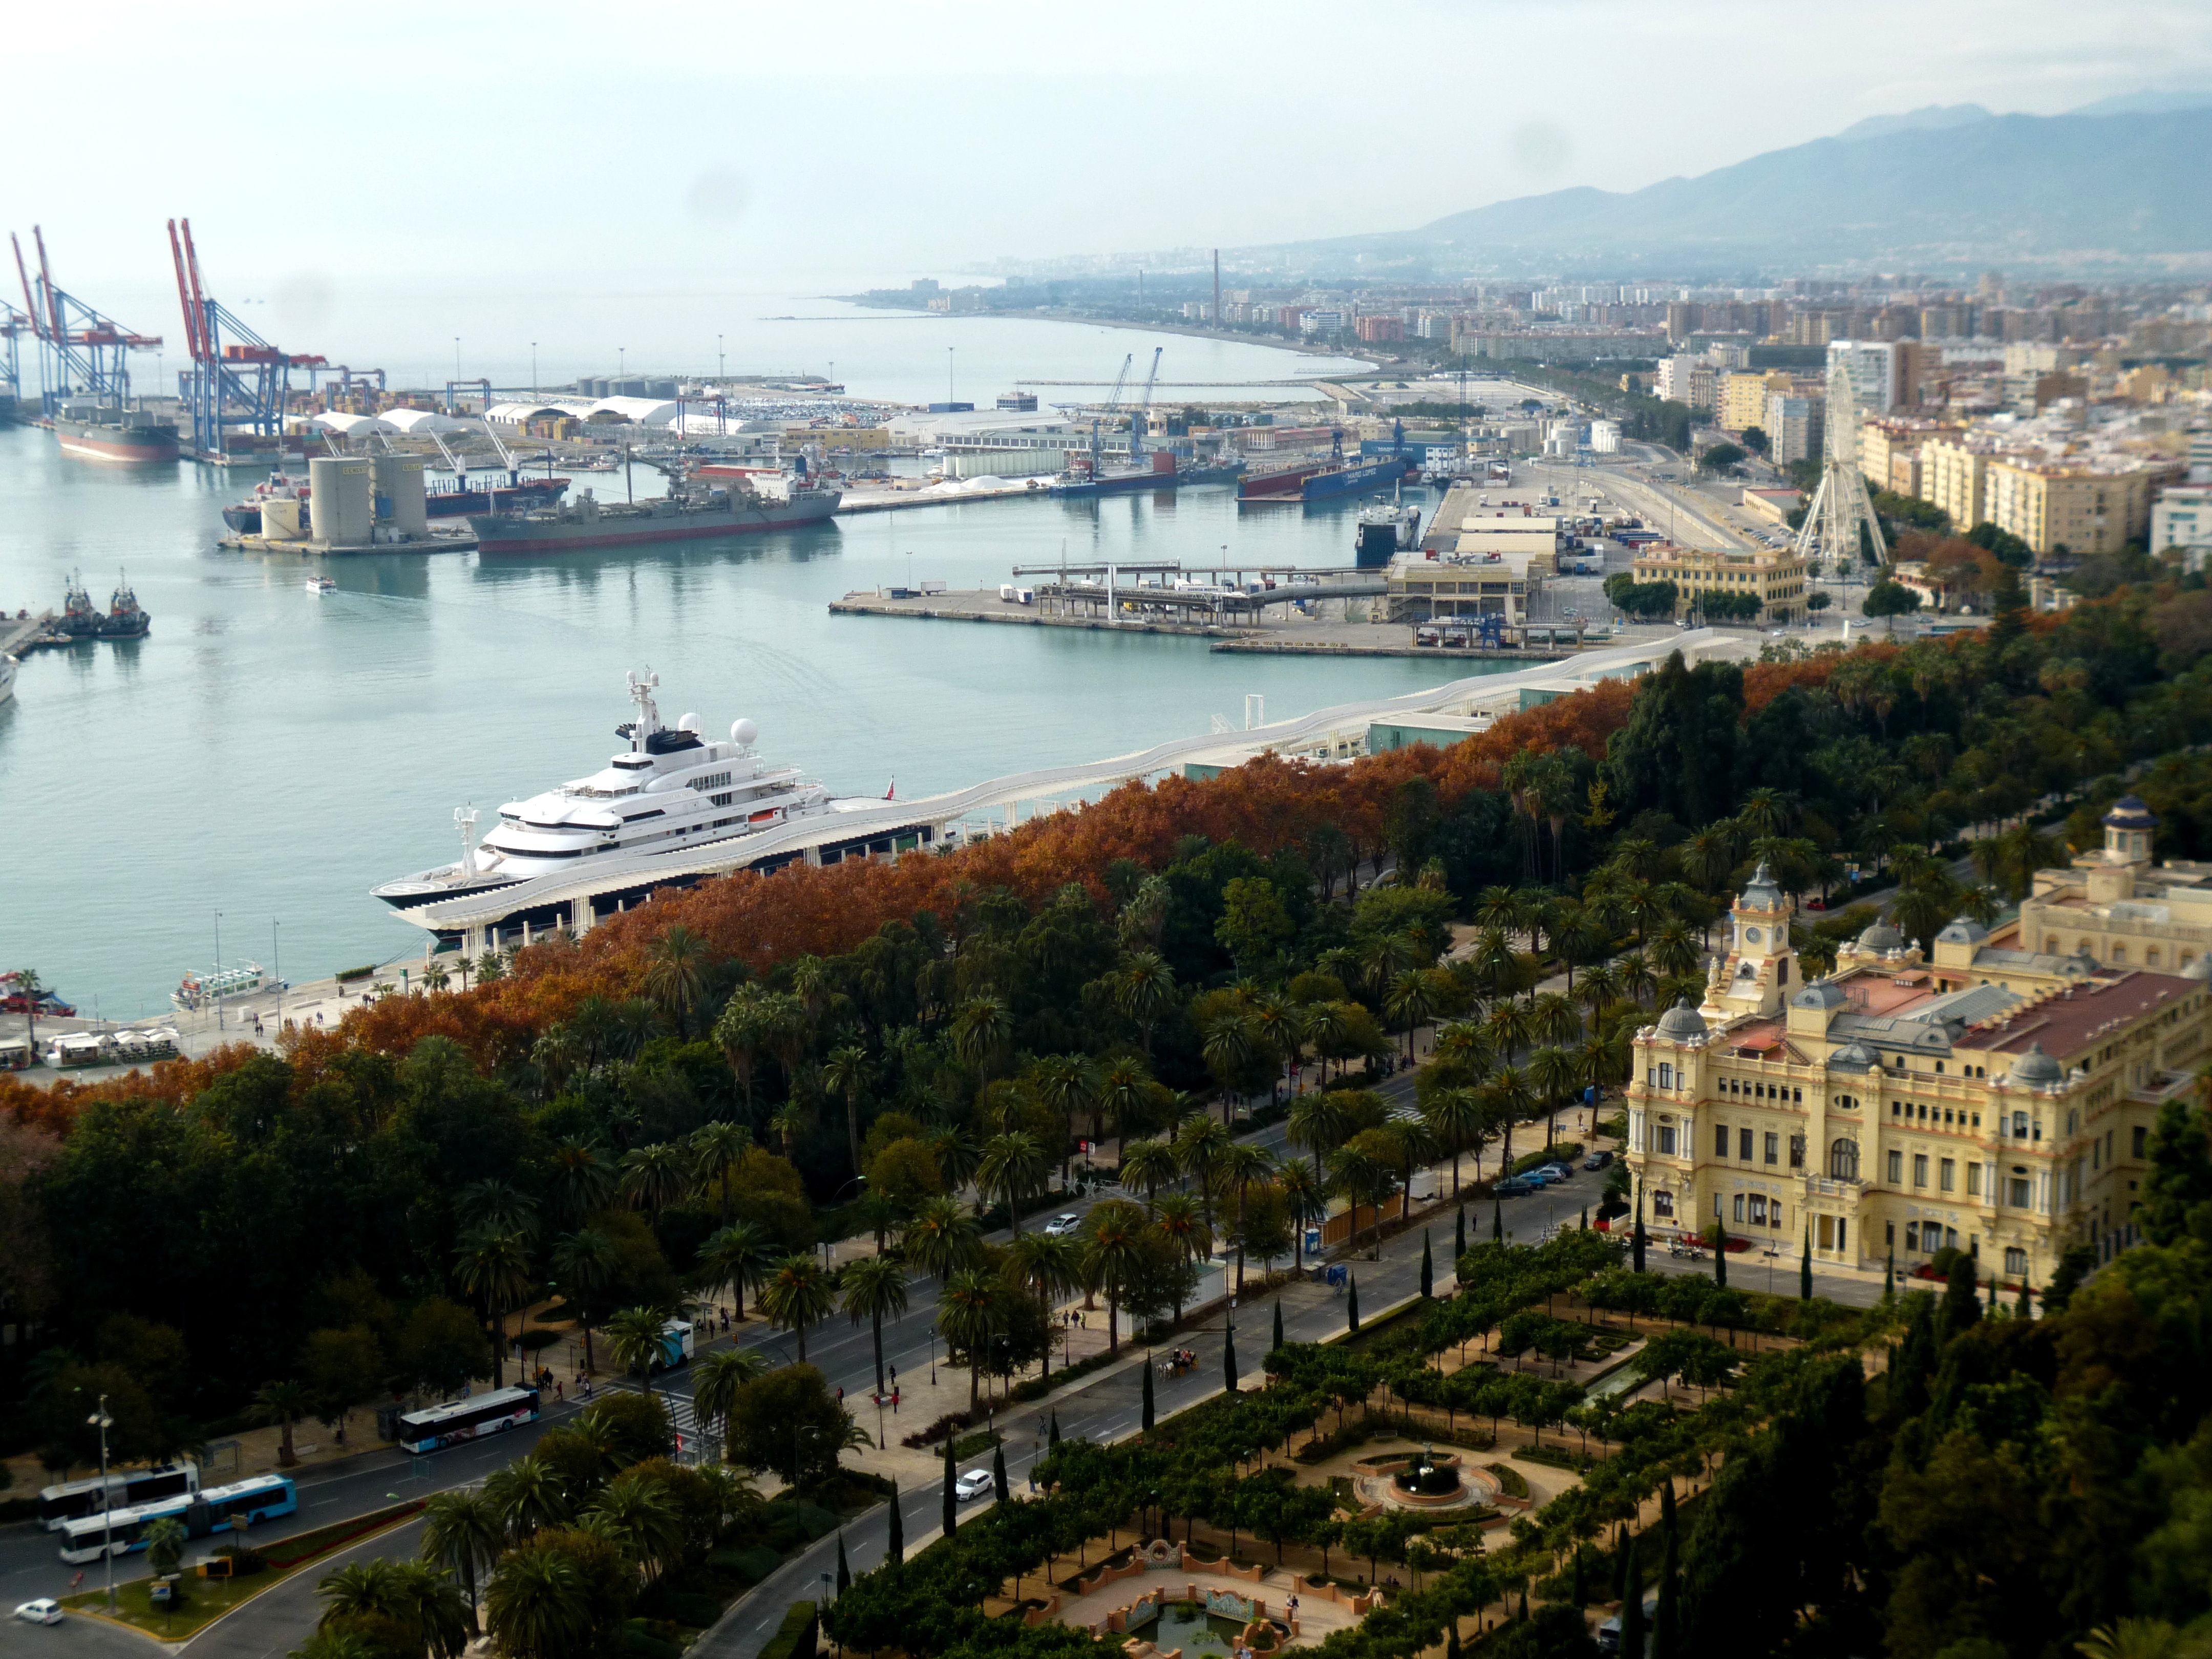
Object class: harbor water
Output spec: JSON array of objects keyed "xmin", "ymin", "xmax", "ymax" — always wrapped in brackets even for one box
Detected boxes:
[{"xmin": 0, "ymin": 313, "xmax": 1513, "ymax": 1017}]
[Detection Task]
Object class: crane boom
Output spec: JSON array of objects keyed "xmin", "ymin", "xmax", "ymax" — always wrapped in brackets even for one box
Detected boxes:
[{"xmin": 10, "ymin": 233, "xmax": 38, "ymax": 339}]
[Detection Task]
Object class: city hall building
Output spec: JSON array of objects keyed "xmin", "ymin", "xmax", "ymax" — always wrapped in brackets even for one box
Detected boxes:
[{"xmin": 1624, "ymin": 841, "xmax": 2210, "ymax": 1289}]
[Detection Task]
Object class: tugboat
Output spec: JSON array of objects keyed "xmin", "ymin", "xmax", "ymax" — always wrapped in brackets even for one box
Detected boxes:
[
  {"xmin": 56, "ymin": 575, "xmax": 102, "ymax": 638},
  {"xmin": 99, "ymin": 575, "xmax": 150, "ymax": 639}
]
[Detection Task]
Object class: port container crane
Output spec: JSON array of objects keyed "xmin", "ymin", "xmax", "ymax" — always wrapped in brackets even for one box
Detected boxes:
[
  {"xmin": 167, "ymin": 216, "xmax": 326, "ymax": 461},
  {"xmin": 0, "ymin": 299, "xmax": 32, "ymax": 408},
  {"xmin": 11, "ymin": 227, "xmax": 162, "ymax": 418}
]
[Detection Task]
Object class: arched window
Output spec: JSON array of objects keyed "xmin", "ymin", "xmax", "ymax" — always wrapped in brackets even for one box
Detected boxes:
[
  {"xmin": 2148, "ymin": 947, "xmax": 2161, "ymax": 966},
  {"xmin": 1829, "ymin": 1138, "xmax": 1860, "ymax": 1180},
  {"xmin": 2113, "ymin": 945, "xmax": 2127, "ymax": 964},
  {"xmin": 2046, "ymin": 937, "xmax": 2060, "ymax": 954}
]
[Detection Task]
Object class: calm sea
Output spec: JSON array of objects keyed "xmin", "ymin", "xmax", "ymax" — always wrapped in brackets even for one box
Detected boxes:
[{"xmin": 0, "ymin": 305, "xmax": 1502, "ymax": 1018}]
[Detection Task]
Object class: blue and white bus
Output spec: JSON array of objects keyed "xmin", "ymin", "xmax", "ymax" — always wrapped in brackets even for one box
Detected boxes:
[
  {"xmin": 37, "ymin": 1462, "xmax": 201, "ymax": 1532},
  {"xmin": 56, "ymin": 1476, "xmax": 296, "ymax": 1565},
  {"xmin": 397, "ymin": 1385, "xmax": 541, "ymax": 1454}
]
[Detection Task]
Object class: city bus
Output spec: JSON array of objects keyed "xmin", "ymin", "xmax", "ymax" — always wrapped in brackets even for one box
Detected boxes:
[
  {"xmin": 397, "ymin": 1385, "xmax": 541, "ymax": 1454},
  {"xmin": 56, "ymin": 1476, "xmax": 296, "ymax": 1564},
  {"xmin": 37, "ymin": 1462, "xmax": 201, "ymax": 1531}
]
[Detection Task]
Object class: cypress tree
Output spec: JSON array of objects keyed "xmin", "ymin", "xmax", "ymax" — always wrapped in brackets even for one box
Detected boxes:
[
  {"xmin": 942, "ymin": 1436, "xmax": 958, "ymax": 1537},
  {"xmin": 2017, "ymin": 1274, "xmax": 2033, "ymax": 1318},
  {"xmin": 1141, "ymin": 1360, "xmax": 1155, "ymax": 1430},
  {"xmin": 1654, "ymin": 1483, "xmax": 1678, "ymax": 1659},
  {"xmin": 1493, "ymin": 1198, "xmax": 1505, "ymax": 1243},
  {"xmin": 1885, "ymin": 1245, "xmax": 1896, "ymax": 1302},
  {"xmin": 1518, "ymin": 1589, "xmax": 1528, "ymax": 1622},
  {"xmin": 1348, "ymin": 1274, "xmax": 1361, "ymax": 1332},
  {"xmin": 1456, "ymin": 1204, "xmax": 1467, "ymax": 1259},
  {"xmin": 1272, "ymin": 1301, "xmax": 1285, "ymax": 1355},
  {"xmin": 992, "ymin": 1441, "xmax": 1010, "ymax": 1503},
  {"xmin": 1049, "ymin": 1408, "xmax": 1062, "ymax": 1448},
  {"xmin": 1800, "ymin": 1226, "xmax": 1814, "ymax": 1301},
  {"xmin": 1570, "ymin": 1544, "xmax": 1585, "ymax": 1608},
  {"xmin": 887, "ymin": 1480, "xmax": 904, "ymax": 1565},
  {"xmin": 1224, "ymin": 1320, "xmax": 1240, "ymax": 1393},
  {"xmin": 1612, "ymin": 1523, "xmax": 1629, "ymax": 1600},
  {"xmin": 1580, "ymin": 1206, "xmax": 1588, "ymax": 1230},
  {"xmin": 1631, "ymin": 1187, "xmax": 1647, "ymax": 1272},
  {"xmin": 1420, "ymin": 1230, "xmax": 1434, "ymax": 1299},
  {"xmin": 836, "ymin": 1531, "xmax": 850, "ymax": 1597},
  {"xmin": 1941, "ymin": 1252, "xmax": 1983, "ymax": 1340},
  {"xmin": 1713, "ymin": 1235, "xmax": 1727, "ymax": 1287},
  {"xmin": 1619, "ymin": 1535, "xmax": 1645, "ymax": 1659}
]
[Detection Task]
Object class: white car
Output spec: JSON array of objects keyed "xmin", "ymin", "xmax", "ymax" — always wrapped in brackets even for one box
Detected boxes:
[
  {"xmin": 1041, "ymin": 1214, "xmax": 1081, "ymax": 1238},
  {"xmin": 953, "ymin": 1468, "xmax": 995, "ymax": 1502},
  {"xmin": 14, "ymin": 1601, "xmax": 62, "ymax": 1627}
]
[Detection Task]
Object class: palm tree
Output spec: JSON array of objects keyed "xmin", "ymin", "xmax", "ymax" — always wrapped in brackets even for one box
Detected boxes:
[
  {"xmin": 1150, "ymin": 1192, "xmax": 1212, "ymax": 1320},
  {"xmin": 484, "ymin": 1548, "xmax": 591, "ymax": 1659},
  {"xmin": 820, "ymin": 1044, "xmax": 870, "ymax": 1179},
  {"xmin": 1488, "ymin": 1064, "xmax": 1534, "ymax": 1175},
  {"xmin": 1032, "ymin": 1053, "xmax": 1097, "ymax": 1171},
  {"xmin": 420, "ymin": 1490, "xmax": 505, "ymax": 1635},
  {"xmin": 454, "ymin": 1179, "xmax": 539, "ymax": 1240},
  {"xmin": 839, "ymin": 1255, "xmax": 910, "ymax": 1392},
  {"xmin": 1328, "ymin": 1141, "xmax": 1391, "ymax": 1254},
  {"xmin": 1275, "ymin": 1163, "xmax": 1328, "ymax": 1274},
  {"xmin": 249, "ymin": 1378, "xmax": 311, "ymax": 1467},
  {"xmin": 1080, "ymin": 1200, "xmax": 1149, "ymax": 1354},
  {"xmin": 903, "ymin": 1196, "xmax": 983, "ymax": 1284},
  {"xmin": 977, "ymin": 1130, "xmax": 1049, "ymax": 1236},
  {"xmin": 1483, "ymin": 999, "xmax": 1530, "ymax": 1066},
  {"xmin": 924, "ymin": 1127, "xmax": 982, "ymax": 1198},
  {"xmin": 1174, "ymin": 1113, "xmax": 1232, "ymax": 1231},
  {"xmin": 1358, "ymin": 934, "xmax": 1417, "ymax": 1006},
  {"xmin": 758, "ymin": 1256, "xmax": 836, "ymax": 1363},
  {"xmin": 579, "ymin": 1481, "xmax": 687, "ymax": 1583},
  {"xmin": 548, "ymin": 1229, "xmax": 616, "ymax": 1379},
  {"xmin": 1001, "ymin": 1233, "xmax": 1079, "ymax": 1379},
  {"xmin": 1385, "ymin": 1118, "xmax": 1438, "ymax": 1221},
  {"xmin": 1385, "ymin": 969, "xmax": 1439, "ymax": 1063},
  {"xmin": 617, "ymin": 1142, "xmax": 689, "ymax": 1218},
  {"xmin": 1300, "ymin": 1001, "xmax": 1348, "ymax": 1083},
  {"xmin": 939, "ymin": 1269, "xmax": 1001, "ymax": 1407},
  {"xmin": 951, "ymin": 994, "xmax": 1015, "ymax": 1097},
  {"xmin": 713, "ymin": 982, "xmax": 777, "ymax": 1115},
  {"xmin": 1114, "ymin": 952, "xmax": 1177, "ymax": 1058},
  {"xmin": 1577, "ymin": 963, "xmax": 1621, "ymax": 1021},
  {"xmin": 547, "ymin": 1141, "xmax": 615, "ymax": 1230},
  {"xmin": 1220, "ymin": 1141, "xmax": 1275, "ymax": 1294},
  {"xmin": 1529, "ymin": 1045, "xmax": 1581, "ymax": 1153},
  {"xmin": 640, "ymin": 925, "xmax": 712, "ymax": 1040},
  {"xmin": 602, "ymin": 1307, "xmax": 673, "ymax": 1396},
  {"xmin": 482, "ymin": 1456, "xmax": 569, "ymax": 1542},
  {"xmin": 695, "ymin": 1221, "xmax": 772, "ymax": 1325},
  {"xmin": 689, "ymin": 1121, "xmax": 753, "ymax": 1228},
  {"xmin": 1422, "ymin": 1087, "xmax": 1485, "ymax": 1198},
  {"xmin": 455, "ymin": 1228, "xmax": 533, "ymax": 1389},
  {"xmin": 13, "ymin": 968, "xmax": 45, "ymax": 1056},
  {"xmin": 1096, "ymin": 1056, "xmax": 1151, "ymax": 1150},
  {"xmin": 692, "ymin": 1348, "xmax": 772, "ymax": 1448},
  {"xmin": 1650, "ymin": 918, "xmax": 1699, "ymax": 980},
  {"xmin": 2073, "ymin": 1620, "xmax": 2211, "ymax": 1659},
  {"xmin": 1287, "ymin": 1093, "xmax": 1351, "ymax": 1185},
  {"xmin": 1119, "ymin": 1137, "xmax": 1178, "ymax": 1213}
]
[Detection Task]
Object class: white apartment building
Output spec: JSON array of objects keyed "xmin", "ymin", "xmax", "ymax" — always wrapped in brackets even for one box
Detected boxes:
[
  {"xmin": 1827, "ymin": 340, "xmax": 1899, "ymax": 419},
  {"xmin": 2153, "ymin": 485, "xmax": 2212, "ymax": 568}
]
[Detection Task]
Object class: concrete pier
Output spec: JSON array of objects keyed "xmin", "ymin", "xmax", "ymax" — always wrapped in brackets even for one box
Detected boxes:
[{"xmin": 216, "ymin": 530, "xmax": 478, "ymax": 555}]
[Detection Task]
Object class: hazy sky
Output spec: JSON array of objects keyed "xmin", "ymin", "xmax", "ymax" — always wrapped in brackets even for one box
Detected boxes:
[{"xmin": 7, "ymin": 0, "xmax": 2208, "ymax": 369}]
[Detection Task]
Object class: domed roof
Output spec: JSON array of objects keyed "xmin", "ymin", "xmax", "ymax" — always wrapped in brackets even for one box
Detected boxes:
[
  {"xmin": 2182, "ymin": 954, "xmax": 2212, "ymax": 983},
  {"xmin": 1792, "ymin": 978, "xmax": 1849, "ymax": 1012},
  {"xmin": 1935, "ymin": 916, "xmax": 1989, "ymax": 946},
  {"xmin": 1856, "ymin": 919, "xmax": 1905, "ymax": 953},
  {"xmin": 1828, "ymin": 1038, "xmax": 1882, "ymax": 1072},
  {"xmin": 1655, "ymin": 997, "xmax": 1709, "ymax": 1040},
  {"xmin": 2006, "ymin": 1041, "xmax": 2064, "ymax": 1087},
  {"xmin": 1739, "ymin": 861, "xmax": 1784, "ymax": 910},
  {"xmin": 2104, "ymin": 794, "xmax": 2158, "ymax": 831}
]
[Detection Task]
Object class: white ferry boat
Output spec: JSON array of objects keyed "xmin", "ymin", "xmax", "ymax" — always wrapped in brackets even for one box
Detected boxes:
[
  {"xmin": 372, "ymin": 670, "xmax": 837, "ymax": 912},
  {"xmin": 173, "ymin": 962, "xmax": 279, "ymax": 1012}
]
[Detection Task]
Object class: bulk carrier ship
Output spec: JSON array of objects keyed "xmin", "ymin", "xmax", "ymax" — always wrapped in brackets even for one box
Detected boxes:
[
  {"xmin": 469, "ymin": 467, "xmax": 839, "ymax": 555},
  {"xmin": 53, "ymin": 411, "xmax": 180, "ymax": 465}
]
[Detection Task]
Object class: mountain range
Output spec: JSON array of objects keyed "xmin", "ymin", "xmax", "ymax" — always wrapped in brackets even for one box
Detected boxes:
[{"xmin": 1242, "ymin": 98, "xmax": 2212, "ymax": 279}]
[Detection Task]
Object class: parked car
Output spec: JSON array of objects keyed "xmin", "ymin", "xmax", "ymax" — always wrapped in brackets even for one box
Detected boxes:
[
  {"xmin": 1492, "ymin": 1177, "xmax": 1536, "ymax": 1196},
  {"xmin": 13, "ymin": 1602, "xmax": 62, "ymax": 1627},
  {"xmin": 1041, "ymin": 1214, "xmax": 1082, "ymax": 1239},
  {"xmin": 953, "ymin": 1469, "xmax": 994, "ymax": 1502},
  {"xmin": 1538, "ymin": 1163, "xmax": 1574, "ymax": 1181},
  {"xmin": 1804, "ymin": 896, "xmax": 1828, "ymax": 911},
  {"xmin": 1583, "ymin": 1151, "xmax": 1614, "ymax": 1171}
]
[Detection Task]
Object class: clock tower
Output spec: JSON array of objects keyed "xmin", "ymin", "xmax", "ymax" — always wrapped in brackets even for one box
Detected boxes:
[{"xmin": 1703, "ymin": 861, "xmax": 1795, "ymax": 1020}]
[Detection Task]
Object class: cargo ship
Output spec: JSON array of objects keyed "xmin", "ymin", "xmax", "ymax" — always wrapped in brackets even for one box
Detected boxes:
[
  {"xmin": 1355, "ymin": 503, "xmax": 1422, "ymax": 564},
  {"xmin": 221, "ymin": 471, "xmax": 569, "ymax": 534},
  {"xmin": 1049, "ymin": 454, "xmax": 1245, "ymax": 498},
  {"xmin": 469, "ymin": 471, "xmax": 840, "ymax": 555},
  {"xmin": 1240, "ymin": 455, "xmax": 1413, "ymax": 504},
  {"xmin": 53, "ymin": 412, "xmax": 180, "ymax": 465}
]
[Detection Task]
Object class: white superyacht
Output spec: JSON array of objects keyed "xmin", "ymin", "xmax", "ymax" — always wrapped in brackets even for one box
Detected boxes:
[{"xmin": 373, "ymin": 671, "xmax": 834, "ymax": 911}]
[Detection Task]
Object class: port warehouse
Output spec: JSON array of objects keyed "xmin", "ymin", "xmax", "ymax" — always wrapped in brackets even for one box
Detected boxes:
[{"xmin": 399, "ymin": 634, "xmax": 1737, "ymax": 957}]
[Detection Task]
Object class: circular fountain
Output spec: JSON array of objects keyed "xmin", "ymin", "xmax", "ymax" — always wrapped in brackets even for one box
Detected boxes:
[{"xmin": 1353, "ymin": 1447, "xmax": 1498, "ymax": 1512}]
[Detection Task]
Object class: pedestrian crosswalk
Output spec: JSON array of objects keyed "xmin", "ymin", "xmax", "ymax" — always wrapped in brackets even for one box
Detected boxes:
[{"xmin": 608, "ymin": 1382, "xmax": 715, "ymax": 1464}]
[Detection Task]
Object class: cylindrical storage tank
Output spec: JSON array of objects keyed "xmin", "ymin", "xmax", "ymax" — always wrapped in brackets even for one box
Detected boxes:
[
  {"xmin": 263, "ymin": 497, "xmax": 306, "ymax": 540},
  {"xmin": 308, "ymin": 456, "xmax": 373, "ymax": 546},
  {"xmin": 372, "ymin": 454, "xmax": 428, "ymax": 536}
]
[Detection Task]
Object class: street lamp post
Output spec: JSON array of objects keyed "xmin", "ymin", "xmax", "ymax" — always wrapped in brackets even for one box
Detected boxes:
[{"xmin": 87, "ymin": 1394, "xmax": 116, "ymax": 1610}]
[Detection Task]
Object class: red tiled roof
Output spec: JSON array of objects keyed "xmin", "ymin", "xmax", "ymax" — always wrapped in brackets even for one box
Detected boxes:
[{"xmin": 1976, "ymin": 969, "xmax": 2195, "ymax": 1065}]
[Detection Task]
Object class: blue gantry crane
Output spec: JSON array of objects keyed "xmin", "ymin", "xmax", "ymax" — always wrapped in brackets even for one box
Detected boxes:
[
  {"xmin": 167, "ymin": 216, "xmax": 324, "ymax": 461},
  {"xmin": 11, "ymin": 226, "xmax": 162, "ymax": 418}
]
